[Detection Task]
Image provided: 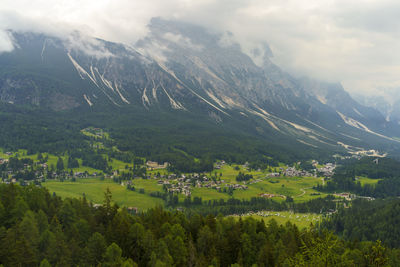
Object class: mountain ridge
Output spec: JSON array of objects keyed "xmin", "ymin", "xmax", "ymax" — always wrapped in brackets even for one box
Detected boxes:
[{"xmin": 1, "ymin": 19, "xmax": 400, "ymax": 161}]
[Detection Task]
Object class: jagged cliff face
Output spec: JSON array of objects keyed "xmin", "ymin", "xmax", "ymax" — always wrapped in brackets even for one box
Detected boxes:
[{"xmin": 0, "ymin": 18, "xmax": 399, "ymax": 156}]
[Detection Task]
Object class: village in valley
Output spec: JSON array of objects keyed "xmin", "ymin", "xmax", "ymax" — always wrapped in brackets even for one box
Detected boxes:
[
  {"xmin": 144, "ymin": 160, "xmax": 337, "ymax": 199},
  {"xmin": 0, "ymin": 130, "xmax": 381, "ymax": 221},
  {"xmin": 0, "ymin": 148, "xmax": 341, "ymax": 202}
]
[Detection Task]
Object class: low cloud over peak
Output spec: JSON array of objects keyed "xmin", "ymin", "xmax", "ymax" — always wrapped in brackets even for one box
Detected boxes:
[{"xmin": 1, "ymin": 0, "xmax": 400, "ymax": 96}]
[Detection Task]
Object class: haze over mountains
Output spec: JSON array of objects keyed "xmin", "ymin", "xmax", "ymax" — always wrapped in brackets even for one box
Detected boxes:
[
  {"xmin": 353, "ymin": 89, "xmax": 400, "ymax": 125},
  {"xmin": 1, "ymin": 18, "xmax": 400, "ymax": 160}
]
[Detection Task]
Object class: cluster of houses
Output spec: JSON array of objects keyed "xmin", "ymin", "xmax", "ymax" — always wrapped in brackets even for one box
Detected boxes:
[
  {"xmin": 317, "ymin": 163, "xmax": 335, "ymax": 177},
  {"xmin": 334, "ymin": 192, "xmax": 353, "ymax": 201},
  {"xmin": 154, "ymin": 172, "xmax": 249, "ymax": 197},
  {"xmin": 282, "ymin": 167, "xmax": 313, "ymax": 177},
  {"xmin": 164, "ymin": 182, "xmax": 191, "ymax": 196},
  {"xmin": 146, "ymin": 161, "xmax": 169, "ymax": 170},
  {"xmin": 124, "ymin": 160, "xmax": 341, "ymax": 197},
  {"xmin": 0, "ymin": 152, "xmax": 12, "ymax": 165},
  {"xmin": 334, "ymin": 192, "xmax": 375, "ymax": 201},
  {"xmin": 214, "ymin": 160, "xmax": 226, "ymax": 169},
  {"xmin": 265, "ymin": 162, "xmax": 337, "ymax": 178},
  {"xmin": 0, "ymin": 156, "xmax": 105, "ymax": 186},
  {"xmin": 226, "ymin": 183, "xmax": 248, "ymax": 190},
  {"xmin": 156, "ymin": 174, "xmax": 193, "ymax": 196}
]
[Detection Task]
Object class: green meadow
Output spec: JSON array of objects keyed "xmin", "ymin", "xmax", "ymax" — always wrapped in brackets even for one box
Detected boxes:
[
  {"xmin": 356, "ymin": 176, "xmax": 381, "ymax": 186},
  {"xmin": 204, "ymin": 164, "xmax": 327, "ymax": 202},
  {"xmin": 210, "ymin": 163, "xmax": 275, "ymax": 183},
  {"xmin": 191, "ymin": 187, "xmax": 231, "ymax": 201},
  {"xmin": 43, "ymin": 178, "xmax": 163, "ymax": 211},
  {"xmin": 232, "ymin": 211, "xmax": 322, "ymax": 229},
  {"xmin": 130, "ymin": 179, "xmax": 164, "ymax": 193},
  {"xmin": 40, "ymin": 163, "xmax": 328, "ymax": 211},
  {"xmin": 4, "ymin": 148, "xmax": 336, "ymax": 213}
]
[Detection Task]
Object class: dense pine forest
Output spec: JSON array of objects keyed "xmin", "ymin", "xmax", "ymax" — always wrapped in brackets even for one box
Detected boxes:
[
  {"xmin": 0, "ymin": 102, "xmax": 332, "ymax": 173},
  {"xmin": 0, "ymin": 183, "xmax": 398, "ymax": 267},
  {"xmin": 3, "ymin": 4, "xmax": 400, "ymax": 267},
  {"xmin": 321, "ymin": 198, "xmax": 400, "ymax": 248},
  {"xmin": 316, "ymin": 157, "xmax": 400, "ymax": 197}
]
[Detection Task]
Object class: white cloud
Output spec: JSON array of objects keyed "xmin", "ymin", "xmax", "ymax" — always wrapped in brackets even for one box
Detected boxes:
[
  {"xmin": 1, "ymin": 0, "xmax": 400, "ymax": 94},
  {"xmin": 0, "ymin": 30, "xmax": 14, "ymax": 53},
  {"xmin": 163, "ymin": 32, "xmax": 203, "ymax": 51}
]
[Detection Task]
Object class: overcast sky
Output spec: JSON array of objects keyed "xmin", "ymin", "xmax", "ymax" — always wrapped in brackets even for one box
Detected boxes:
[{"xmin": 1, "ymin": 0, "xmax": 400, "ymax": 96}]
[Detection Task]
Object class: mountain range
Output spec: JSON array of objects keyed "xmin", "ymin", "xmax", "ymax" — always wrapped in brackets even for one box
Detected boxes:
[
  {"xmin": 1, "ymin": 18, "xmax": 399, "ymax": 163},
  {"xmin": 353, "ymin": 89, "xmax": 400, "ymax": 125}
]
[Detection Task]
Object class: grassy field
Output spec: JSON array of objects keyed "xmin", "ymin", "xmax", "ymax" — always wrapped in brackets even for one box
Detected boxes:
[
  {"xmin": 192, "ymin": 170, "xmax": 326, "ymax": 203},
  {"xmin": 0, "ymin": 148, "xmax": 116, "ymax": 175},
  {"xmin": 191, "ymin": 187, "xmax": 231, "ymax": 201},
  {"xmin": 81, "ymin": 127, "xmax": 110, "ymax": 140},
  {"xmin": 130, "ymin": 179, "xmax": 164, "ymax": 193},
  {"xmin": 233, "ymin": 176, "xmax": 326, "ymax": 202},
  {"xmin": 126, "ymin": 172, "xmax": 326, "ymax": 203},
  {"xmin": 142, "ymin": 164, "xmax": 326, "ymax": 203},
  {"xmin": 0, "ymin": 148, "xmax": 30, "ymax": 159},
  {"xmin": 210, "ymin": 164, "xmax": 272, "ymax": 183},
  {"xmin": 356, "ymin": 176, "xmax": 381, "ymax": 186},
  {"xmin": 147, "ymin": 169, "xmax": 170, "ymax": 176},
  {"xmin": 109, "ymin": 158, "xmax": 132, "ymax": 171},
  {"xmin": 41, "ymin": 174, "xmax": 326, "ymax": 212},
  {"xmin": 211, "ymin": 164, "xmax": 328, "ymax": 202},
  {"xmin": 39, "ymin": 154, "xmax": 102, "ymax": 174},
  {"xmin": 43, "ymin": 178, "xmax": 163, "ymax": 211},
  {"xmin": 4, "ymin": 147, "xmax": 329, "ymax": 210},
  {"xmin": 232, "ymin": 211, "xmax": 322, "ymax": 229}
]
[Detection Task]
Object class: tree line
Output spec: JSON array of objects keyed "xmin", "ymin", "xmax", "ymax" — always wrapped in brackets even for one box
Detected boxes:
[
  {"xmin": 0, "ymin": 183, "xmax": 397, "ymax": 266},
  {"xmin": 316, "ymin": 157, "xmax": 400, "ymax": 198},
  {"xmin": 320, "ymin": 198, "xmax": 400, "ymax": 249}
]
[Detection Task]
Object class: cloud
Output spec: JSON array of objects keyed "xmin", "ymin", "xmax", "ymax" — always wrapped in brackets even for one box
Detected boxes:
[
  {"xmin": 163, "ymin": 32, "xmax": 203, "ymax": 51},
  {"xmin": 64, "ymin": 31, "xmax": 116, "ymax": 59},
  {"xmin": 0, "ymin": 30, "xmax": 14, "ymax": 53},
  {"xmin": 1, "ymin": 0, "xmax": 400, "ymax": 95}
]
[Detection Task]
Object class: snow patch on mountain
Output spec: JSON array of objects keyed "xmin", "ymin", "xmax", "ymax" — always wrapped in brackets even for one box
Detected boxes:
[
  {"xmin": 353, "ymin": 108, "xmax": 364, "ymax": 117},
  {"xmin": 190, "ymin": 56, "xmax": 226, "ymax": 84},
  {"xmin": 316, "ymin": 95, "xmax": 327, "ymax": 104},
  {"xmin": 68, "ymin": 53, "xmax": 100, "ymax": 88},
  {"xmin": 205, "ymin": 90, "xmax": 226, "ymax": 109},
  {"xmin": 337, "ymin": 111, "xmax": 369, "ymax": 131},
  {"xmin": 142, "ymin": 87, "xmax": 150, "ymax": 107},
  {"xmin": 114, "ymin": 82, "xmax": 130, "ymax": 104},
  {"xmin": 156, "ymin": 61, "xmax": 229, "ymax": 115},
  {"xmin": 83, "ymin": 94, "xmax": 93, "ymax": 106},
  {"xmin": 68, "ymin": 53, "xmax": 87, "ymax": 80},
  {"xmin": 247, "ymin": 108, "xmax": 280, "ymax": 131},
  {"xmin": 151, "ymin": 79, "xmax": 158, "ymax": 102},
  {"xmin": 297, "ymin": 139, "xmax": 318, "ymax": 148},
  {"xmin": 160, "ymin": 83, "xmax": 185, "ymax": 110},
  {"xmin": 337, "ymin": 111, "xmax": 397, "ymax": 141},
  {"xmin": 41, "ymin": 39, "xmax": 47, "ymax": 62}
]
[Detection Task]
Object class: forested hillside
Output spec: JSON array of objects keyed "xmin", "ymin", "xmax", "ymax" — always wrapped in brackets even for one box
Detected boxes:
[
  {"xmin": 0, "ymin": 101, "xmax": 331, "ymax": 173},
  {"xmin": 316, "ymin": 157, "xmax": 400, "ymax": 197},
  {"xmin": 0, "ymin": 183, "xmax": 398, "ymax": 266},
  {"xmin": 321, "ymin": 198, "xmax": 400, "ymax": 249}
]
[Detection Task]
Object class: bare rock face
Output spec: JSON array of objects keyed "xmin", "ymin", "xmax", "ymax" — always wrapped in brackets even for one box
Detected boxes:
[
  {"xmin": 0, "ymin": 19, "xmax": 399, "ymax": 155},
  {"xmin": 48, "ymin": 93, "xmax": 80, "ymax": 111},
  {"xmin": 0, "ymin": 77, "xmax": 80, "ymax": 110}
]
